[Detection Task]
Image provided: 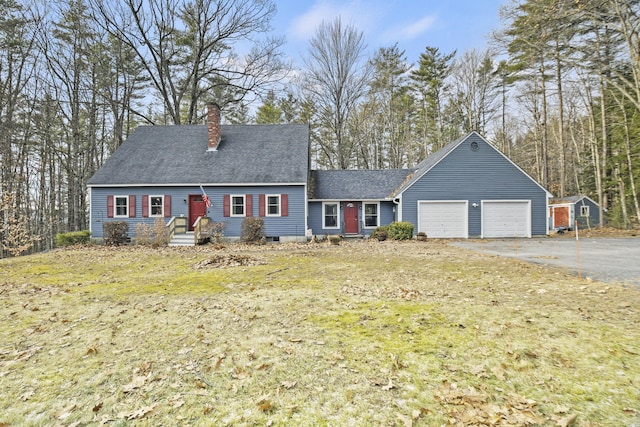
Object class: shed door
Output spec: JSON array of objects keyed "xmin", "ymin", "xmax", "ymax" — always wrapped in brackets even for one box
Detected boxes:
[
  {"xmin": 553, "ymin": 206, "xmax": 570, "ymax": 228},
  {"xmin": 418, "ymin": 201, "xmax": 468, "ymax": 238},
  {"xmin": 482, "ymin": 200, "xmax": 531, "ymax": 238}
]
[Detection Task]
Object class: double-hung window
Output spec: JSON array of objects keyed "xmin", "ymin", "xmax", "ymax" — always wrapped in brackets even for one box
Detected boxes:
[
  {"xmin": 266, "ymin": 195, "xmax": 281, "ymax": 216},
  {"xmin": 231, "ymin": 195, "xmax": 246, "ymax": 217},
  {"xmin": 149, "ymin": 195, "xmax": 164, "ymax": 217},
  {"xmin": 114, "ymin": 196, "xmax": 129, "ymax": 217},
  {"xmin": 364, "ymin": 202, "xmax": 379, "ymax": 228},
  {"xmin": 323, "ymin": 202, "xmax": 339, "ymax": 229}
]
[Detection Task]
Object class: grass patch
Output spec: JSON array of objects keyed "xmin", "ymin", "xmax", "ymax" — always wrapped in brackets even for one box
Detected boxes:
[{"xmin": 0, "ymin": 241, "xmax": 639, "ymax": 425}]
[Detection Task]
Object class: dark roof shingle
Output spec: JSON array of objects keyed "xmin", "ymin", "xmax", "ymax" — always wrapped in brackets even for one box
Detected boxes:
[
  {"xmin": 310, "ymin": 169, "xmax": 410, "ymax": 200},
  {"xmin": 88, "ymin": 124, "xmax": 309, "ymax": 186}
]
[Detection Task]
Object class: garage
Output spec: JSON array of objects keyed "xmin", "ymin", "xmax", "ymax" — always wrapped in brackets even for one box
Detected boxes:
[
  {"xmin": 418, "ymin": 201, "xmax": 468, "ymax": 238},
  {"xmin": 482, "ymin": 200, "xmax": 531, "ymax": 238}
]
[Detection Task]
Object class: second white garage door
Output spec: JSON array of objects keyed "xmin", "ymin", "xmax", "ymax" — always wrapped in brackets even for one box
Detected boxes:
[
  {"xmin": 418, "ymin": 201, "xmax": 468, "ymax": 238},
  {"xmin": 482, "ymin": 200, "xmax": 531, "ymax": 238}
]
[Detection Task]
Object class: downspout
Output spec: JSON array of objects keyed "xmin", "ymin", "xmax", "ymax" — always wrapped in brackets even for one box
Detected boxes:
[{"xmin": 393, "ymin": 197, "xmax": 401, "ymax": 222}]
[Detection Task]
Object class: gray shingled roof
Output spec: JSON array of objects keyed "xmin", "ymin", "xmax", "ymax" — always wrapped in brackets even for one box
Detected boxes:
[
  {"xmin": 87, "ymin": 124, "xmax": 310, "ymax": 186},
  {"xmin": 310, "ymin": 169, "xmax": 410, "ymax": 200}
]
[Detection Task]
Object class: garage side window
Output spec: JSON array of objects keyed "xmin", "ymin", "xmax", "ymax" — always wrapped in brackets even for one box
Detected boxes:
[
  {"xmin": 580, "ymin": 205, "xmax": 589, "ymax": 217},
  {"xmin": 323, "ymin": 202, "xmax": 339, "ymax": 229}
]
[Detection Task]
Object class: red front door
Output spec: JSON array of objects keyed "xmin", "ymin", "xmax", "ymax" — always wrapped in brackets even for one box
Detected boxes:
[
  {"xmin": 189, "ymin": 195, "xmax": 207, "ymax": 231},
  {"xmin": 344, "ymin": 202, "xmax": 359, "ymax": 234}
]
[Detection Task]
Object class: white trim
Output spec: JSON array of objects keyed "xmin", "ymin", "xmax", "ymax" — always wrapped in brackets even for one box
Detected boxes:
[
  {"xmin": 417, "ymin": 200, "xmax": 468, "ymax": 238},
  {"xmin": 265, "ymin": 194, "xmax": 281, "ymax": 217},
  {"xmin": 481, "ymin": 199, "xmax": 531, "ymax": 238},
  {"xmin": 88, "ymin": 182, "xmax": 308, "ymax": 188},
  {"xmin": 322, "ymin": 201, "xmax": 340, "ymax": 229},
  {"xmin": 114, "ymin": 195, "xmax": 129, "ymax": 218},
  {"xmin": 230, "ymin": 194, "xmax": 246, "ymax": 217},
  {"xmin": 149, "ymin": 195, "xmax": 164, "ymax": 217},
  {"xmin": 363, "ymin": 201, "xmax": 380, "ymax": 229}
]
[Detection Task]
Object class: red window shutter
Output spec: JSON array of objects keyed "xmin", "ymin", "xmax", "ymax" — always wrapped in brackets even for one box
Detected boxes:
[
  {"xmin": 129, "ymin": 195, "xmax": 136, "ymax": 218},
  {"xmin": 281, "ymin": 194, "xmax": 288, "ymax": 217},
  {"xmin": 107, "ymin": 195, "xmax": 114, "ymax": 218},
  {"xmin": 142, "ymin": 195, "xmax": 149, "ymax": 217},
  {"xmin": 223, "ymin": 194, "xmax": 230, "ymax": 217},
  {"xmin": 164, "ymin": 195, "xmax": 171, "ymax": 217},
  {"xmin": 246, "ymin": 194, "xmax": 253, "ymax": 217},
  {"xmin": 259, "ymin": 194, "xmax": 265, "ymax": 217}
]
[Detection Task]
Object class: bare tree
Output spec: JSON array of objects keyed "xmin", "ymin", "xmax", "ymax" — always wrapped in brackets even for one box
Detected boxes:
[
  {"xmin": 302, "ymin": 17, "xmax": 371, "ymax": 169},
  {"xmin": 90, "ymin": 0, "xmax": 287, "ymax": 125}
]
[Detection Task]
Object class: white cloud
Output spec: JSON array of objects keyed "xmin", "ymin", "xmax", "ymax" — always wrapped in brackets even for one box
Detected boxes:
[
  {"xmin": 288, "ymin": 0, "xmax": 380, "ymax": 42},
  {"xmin": 380, "ymin": 14, "xmax": 436, "ymax": 43}
]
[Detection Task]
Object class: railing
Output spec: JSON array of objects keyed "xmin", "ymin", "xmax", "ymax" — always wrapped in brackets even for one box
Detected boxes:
[
  {"xmin": 193, "ymin": 216, "xmax": 211, "ymax": 244},
  {"xmin": 166, "ymin": 216, "xmax": 188, "ymax": 242}
]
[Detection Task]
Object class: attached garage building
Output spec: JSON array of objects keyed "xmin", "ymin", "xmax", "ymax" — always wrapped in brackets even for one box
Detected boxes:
[{"xmin": 394, "ymin": 132, "xmax": 550, "ymax": 238}]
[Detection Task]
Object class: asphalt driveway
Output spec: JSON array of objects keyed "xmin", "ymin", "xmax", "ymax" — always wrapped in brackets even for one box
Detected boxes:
[{"xmin": 452, "ymin": 237, "xmax": 640, "ymax": 287}]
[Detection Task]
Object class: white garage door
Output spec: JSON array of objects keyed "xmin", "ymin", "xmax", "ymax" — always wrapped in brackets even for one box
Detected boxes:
[
  {"xmin": 418, "ymin": 201, "xmax": 468, "ymax": 238},
  {"xmin": 482, "ymin": 200, "xmax": 531, "ymax": 238}
]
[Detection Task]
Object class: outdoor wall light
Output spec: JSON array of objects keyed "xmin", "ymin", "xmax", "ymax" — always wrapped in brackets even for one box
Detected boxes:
[
  {"xmin": 183, "ymin": 199, "xmax": 187, "ymax": 204},
  {"xmin": 472, "ymin": 203, "xmax": 479, "ymax": 208}
]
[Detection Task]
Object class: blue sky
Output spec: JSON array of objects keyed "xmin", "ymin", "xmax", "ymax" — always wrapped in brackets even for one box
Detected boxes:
[{"xmin": 270, "ymin": 0, "xmax": 506, "ymax": 66}]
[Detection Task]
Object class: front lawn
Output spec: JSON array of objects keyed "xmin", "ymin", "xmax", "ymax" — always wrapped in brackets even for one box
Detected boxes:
[{"xmin": 1, "ymin": 241, "xmax": 638, "ymax": 426}]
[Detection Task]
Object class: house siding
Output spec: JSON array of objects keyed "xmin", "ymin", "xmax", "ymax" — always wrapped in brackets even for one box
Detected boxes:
[
  {"xmin": 90, "ymin": 185, "xmax": 307, "ymax": 240},
  {"xmin": 401, "ymin": 134, "xmax": 548, "ymax": 237},
  {"xmin": 307, "ymin": 200, "xmax": 396, "ymax": 236},
  {"xmin": 575, "ymin": 197, "xmax": 600, "ymax": 228}
]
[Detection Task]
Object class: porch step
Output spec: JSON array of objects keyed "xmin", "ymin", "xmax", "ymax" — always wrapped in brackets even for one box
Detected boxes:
[
  {"xmin": 343, "ymin": 234, "xmax": 364, "ymax": 241},
  {"xmin": 169, "ymin": 232, "xmax": 194, "ymax": 247}
]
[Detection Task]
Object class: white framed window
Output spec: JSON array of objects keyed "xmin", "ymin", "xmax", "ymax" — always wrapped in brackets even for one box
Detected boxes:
[
  {"xmin": 231, "ymin": 195, "xmax": 246, "ymax": 217},
  {"xmin": 364, "ymin": 202, "xmax": 379, "ymax": 228},
  {"xmin": 580, "ymin": 205, "xmax": 589, "ymax": 217},
  {"xmin": 114, "ymin": 196, "xmax": 129, "ymax": 217},
  {"xmin": 149, "ymin": 195, "xmax": 164, "ymax": 217},
  {"xmin": 266, "ymin": 194, "xmax": 281, "ymax": 217},
  {"xmin": 323, "ymin": 202, "xmax": 339, "ymax": 229}
]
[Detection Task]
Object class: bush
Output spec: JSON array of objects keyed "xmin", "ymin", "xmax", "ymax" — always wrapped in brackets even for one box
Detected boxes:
[
  {"xmin": 103, "ymin": 221, "xmax": 129, "ymax": 246},
  {"xmin": 370, "ymin": 225, "xmax": 389, "ymax": 241},
  {"xmin": 387, "ymin": 222, "xmax": 414, "ymax": 240},
  {"xmin": 204, "ymin": 221, "xmax": 226, "ymax": 244},
  {"xmin": 135, "ymin": 218, "xmax": 168, "ymax": 247},
  {"xmin": 240, "ymin": 217, "xmax": 265, "ymax": 244},
  {"xmin": 55, "ymin": 230, "xmax": 91, "ymax": 247}
]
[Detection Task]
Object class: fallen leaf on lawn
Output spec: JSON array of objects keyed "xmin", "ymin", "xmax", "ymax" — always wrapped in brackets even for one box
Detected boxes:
[
  {"xmin": 124, "ymin": 404, "xmax": 158, "ymax": 420},
  {"xmin": 122, "ymin": 375, "xmax": 146, "ymax": 393},
  {"xmin": 92, "ymin": 401, "xmax": 103, "ymax": 412},
  {"xmin": 257, "ymin": 398, "xmax": 272, "ymax": 412},
  {"xmin": 54, "ymin": 403, "xmax": 77, "ymax": 420},
  {"xmin": 281, "ymin": 381, "xmax": 296, "ymax": 389},
  {"xmin": 20, "ymin": 389, "xmax": 35, "ymax": 401},
  {"xmin": 86, "ymin": 346, "xmax": 98, "ymax": 355},
  {"xmin": 289, "ymin": 338, "xmax": 302, "ymax": 343},
  {"xmin": 195, "ymin": 379, "xmax": 207, "ymax": 388},
  {"xmin": 556, "ymin": 413, "xmax": 577, "ymax": 427},
  {"xmin": 382, "ymin": 379, "xmax": 396, "ymax": 391}
]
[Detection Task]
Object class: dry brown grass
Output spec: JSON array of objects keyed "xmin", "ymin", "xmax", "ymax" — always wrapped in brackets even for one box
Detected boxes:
[{"xmin": 1, "ymin": 240, "xmax": 639, "ymax": 426}]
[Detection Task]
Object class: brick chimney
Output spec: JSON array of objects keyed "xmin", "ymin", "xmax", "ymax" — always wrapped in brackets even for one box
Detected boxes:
[{"xmin": 207, "ymin": 102, "xmax": 221, "ymax": 151}]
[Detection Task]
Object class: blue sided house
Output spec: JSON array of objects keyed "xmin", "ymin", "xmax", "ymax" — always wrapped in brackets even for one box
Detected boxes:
[{"xmin": 87, "ymin": 104, "xmax": 551, "ymax": 243}]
